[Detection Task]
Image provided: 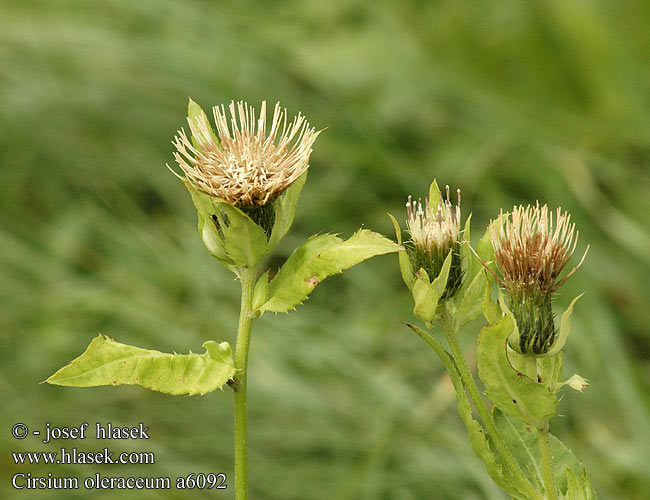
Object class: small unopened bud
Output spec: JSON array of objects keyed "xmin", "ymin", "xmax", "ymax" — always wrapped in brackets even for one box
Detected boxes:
[
  {"xmin": 405, "ymin": 185, "xmax": 463, "ymax": 299},
  {"xmin": 564, "ymin": 374, "xmax": 589, "ymax": 392}
]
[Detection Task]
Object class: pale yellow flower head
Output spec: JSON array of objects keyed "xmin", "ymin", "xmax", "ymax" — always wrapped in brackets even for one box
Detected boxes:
[
  {"xmin": 404, "ymin": 185, "xmax": 463, "ymax": 298},
  {"xmin": 172, "ymin": 101, "xmax": 320, "ymax": 207},
  {"xmin": 406, "ymin": 185, "xmax": 461, "ymax": 255}
]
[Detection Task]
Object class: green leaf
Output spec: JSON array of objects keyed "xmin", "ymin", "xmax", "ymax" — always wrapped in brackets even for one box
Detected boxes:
[
  {"xmin": 252, "ymin": 269, "xmax": 270, "ymax": 312},
  {"xmin": 477, "ymin": 315, "xmax": 558, "ymax": 427},
  {"xmin": 482, "ymin": 280, "xmax": 502, "ymax": 325},
  {"xmin": 406, "ymin": 324, "xmax": 525, "ymax": 498},
  {"xmin": 387, "ymin": 212, "xmax": 414, "ymax": 289},
  {"xmin": 538, "ymin": 353, "xmax": 563, "ymax": 392},
  {"xmin": 455, "ymin": 222, "xmax": 494, "ymax": 325},
  {"xmin": 411, "ymin": 251, "xmax": 452, "ymax": 323},
  {"xmin": 46, "ymin": 335, "xmax": 236, "ymax": 396},
  {"xmin": 454, "ymin": 214, "xmax": 477, "ymax": 304},
  {"xmin": 213, "ymin": 201, "xmax": 269, "ymax": 268},
  {"xmin": 475, "ymin": 223, "xmax": 494, "ymax": 264},
  {"xmin": 544, "ymin": 294, "xmax": 583, "ymax": 357},
  {"xmin": 455, "ymin": 268, "xmax": 487, "ymax": 326},
  {"xmin": 473, "ymin": 224, "xmax": 495, "ymax": 281},
  {"xmin": 563, "ymin": 468, "xmax": 597, "ymax": 500},
  {"xmin": 259, "ymin": 230, "xmax": 400, "ymax": 313},
  {"xmin": 267, "ymin": 171, "xmax": 308, "ymax": 250},
  {"xmin": 494, "ymin": 409, "xmax": 596, "ymax": 497}
]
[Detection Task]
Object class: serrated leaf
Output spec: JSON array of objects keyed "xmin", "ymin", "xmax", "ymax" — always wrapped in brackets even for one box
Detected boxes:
[
  {"xmin": 260, "ymin": 230, "xmax": 399, "ymax": 313},
  {"xmin": 477, "ymin": 316, "xmax": 558, "ymax": 427},
  {"xmin": 46, "ymin": 335, "xmax": 235, "ymax": 396},
  {"xmin": 411, "ymin": 251, "xmax": 452, "ymax": 323},
  {"xmin": 406, "ymin": 324, "xmax": 525, "ymax": 498},
  {"xmin": 387, "ymin": 212, "xmax": 414, "ymax": 289},
  {"xmin": 268, "ymin": 171, "xmax": 308, "ymax": 250},
  {"xmin": 494, "ymin": 409, "xmax": 596, "ymax": 497},
  {"xmin": 252, "ymin": 269, "xmax": 270, "ymax": 312}
]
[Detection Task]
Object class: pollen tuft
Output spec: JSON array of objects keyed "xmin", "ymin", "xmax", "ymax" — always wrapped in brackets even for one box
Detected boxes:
[
  {"xmin": 490, "ymin": 203, "xmax": 585, "ymax": 295},
  {"xmin": 171, "ymin": 101, "xmax": 320, "ymax": 207}
]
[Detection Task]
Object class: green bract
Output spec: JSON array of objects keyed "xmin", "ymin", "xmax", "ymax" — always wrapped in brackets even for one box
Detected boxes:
[
  {"xmin": 185, "ymin": 175, "xmax": 308, "ymax": 272},
  {"xmin": 490, "ymin": 288, "xmax": 584, "ymax": 358},
  {"xmin": 477, "ymin": 315, "xmax": 558, "ymax": 428},
  {"xmin": 410, "ymin": 252, "xmax": 452, "ymax": 324}
]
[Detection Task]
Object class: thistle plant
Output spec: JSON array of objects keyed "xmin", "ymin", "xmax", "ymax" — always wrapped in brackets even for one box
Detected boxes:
[
  {"xmin": 46, "ymin": 99, "xmax": 399, "ymax": 499},
  {"xmin": 392, "ymin": 180, "xmax": 596, "ymax": 500}
]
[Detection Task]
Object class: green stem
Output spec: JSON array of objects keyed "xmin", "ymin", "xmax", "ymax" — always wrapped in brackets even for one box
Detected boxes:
[
  {"xmin": 538, "ymin": 424, "xmax": 558, "ymax": 500},
  {"xmin": 440, "ymin": 308, "xmax": 543, "ymax": 500},
  {"xmin": 233, "ymin": 266, "xmax": 256, "ymax": 500}
]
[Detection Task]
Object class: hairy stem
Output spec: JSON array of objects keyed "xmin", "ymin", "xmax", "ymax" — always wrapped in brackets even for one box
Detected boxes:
[
  {"xmin": 233, "ymin": 266, "xmax": 256, "ymax": 500},
  {"xmin": 538, "ymin": 424, "xmax": 558, "ymax": 500},
  {"xmin": 441, "ymin": 306, "xmax": 543, "ymax": 500}
]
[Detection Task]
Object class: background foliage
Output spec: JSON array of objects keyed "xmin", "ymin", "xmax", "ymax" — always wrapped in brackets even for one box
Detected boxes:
[{"xmin": 1, "ymin": 1, "xmax": 649, "ymax": 498}]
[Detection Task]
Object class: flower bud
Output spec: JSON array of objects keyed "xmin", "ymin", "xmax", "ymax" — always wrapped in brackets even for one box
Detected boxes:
[{"xmin": 405, "ymin": 184, "xmax": 463, "ymax": 299}]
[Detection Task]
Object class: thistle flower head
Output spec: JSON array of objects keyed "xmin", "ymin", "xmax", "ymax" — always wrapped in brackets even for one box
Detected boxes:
[
  {"xmin": 406, "ymin": 185, "xmax": 461, "ymax": 255},
  {"xmin": 405, "ymin": 185, "xmax": 463, "ymax": 298},
  {"xmin": 171, "ymin": 101, "xmax": 320, "ymax": 208},
  {"xmin": 489, "ymin": 203, "xmax": 588, "ymax": 356},
  {"xmin": 490, "ymin": 203, "xmax": 584, "ymax": 296}
]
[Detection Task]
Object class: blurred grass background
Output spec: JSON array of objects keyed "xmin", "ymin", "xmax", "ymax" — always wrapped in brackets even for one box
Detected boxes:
[{"xmin": 1, "ymin": 0, "xmax": 649, "ymax": 498}]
